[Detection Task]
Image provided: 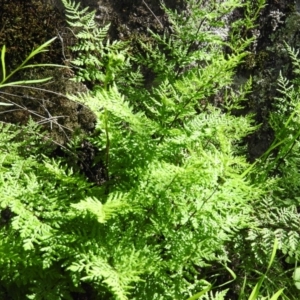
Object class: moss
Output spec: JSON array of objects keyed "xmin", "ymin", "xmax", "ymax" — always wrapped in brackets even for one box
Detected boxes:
[
  {"xmin": 0, "ymin": 0, "xmax": 64, "ymax": 70},
  {"xmin": 244, "ymin": 51, "xmax": 270, "ymax": 70},
  {"xmin": 0, "ymin": 1, "xmax": 98, "ymax": 144}
]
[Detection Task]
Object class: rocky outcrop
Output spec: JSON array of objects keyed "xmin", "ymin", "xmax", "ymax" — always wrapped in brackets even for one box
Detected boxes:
[{"xmin": 239, "ymin": 1, "xmax": 299, "ymax": 159}]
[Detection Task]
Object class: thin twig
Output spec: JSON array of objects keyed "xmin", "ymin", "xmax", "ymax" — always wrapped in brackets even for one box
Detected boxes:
[
  {"xmin": 56, "ymin": 30, "xmax": 67, "ymax": 61},
  {"xmin": 0, "ymin": 85, "xmax": 90, "ymax": 109},
  {"xmin": 0, "ymin": 90, "xmax": 55, "ymax": 105},
  {"xmin": 0, "ymin": 96, "xmax": 72, "ymax": 138},
  {"xmin": 142, "ymin": 0, "xmax": 163, "ymax": 29}
]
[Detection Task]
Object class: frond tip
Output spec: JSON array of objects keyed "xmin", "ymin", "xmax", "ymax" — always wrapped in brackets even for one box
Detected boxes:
[{"xmin": 71, "ymin": 196, "xmax": 126, "ymax": 223}]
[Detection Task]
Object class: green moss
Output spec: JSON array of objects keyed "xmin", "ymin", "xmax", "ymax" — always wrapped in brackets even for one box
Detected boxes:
[{"xmin": 244, "ymin": 51, "xmax": 269, "ymax": 70}]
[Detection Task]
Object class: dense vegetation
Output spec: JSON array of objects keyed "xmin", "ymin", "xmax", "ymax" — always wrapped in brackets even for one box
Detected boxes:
[{"xmin": 1, "ymin": 0, "xmax": 300, "ymax": 299}]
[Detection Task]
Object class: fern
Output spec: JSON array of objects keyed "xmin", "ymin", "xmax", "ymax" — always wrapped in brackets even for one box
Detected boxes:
[
  {"xmin": 229, "ymin": 42, "xmax": 300, "ymax": 299},
  {"xmin": 62, "ymin": 0, "xmax": 268, "ymax": 299},
  {"xmin": 3, "ymin": 0, "xmax": 292, "ymax": 299},
  {"xmin": 62, "ymin": 0, "xmax": 129, "ymax": 90},
  {"xmin": 0, "ymin": 121, "xmax": 131, "ymax": 299},
  {"xmin": 199, "ymin": 289, "xmax": 229, "ymax": 300}
]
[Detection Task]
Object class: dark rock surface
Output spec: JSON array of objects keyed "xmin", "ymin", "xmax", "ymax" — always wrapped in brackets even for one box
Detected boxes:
[{"xmin": 239, "ymin": 1, "xmax": 299, "ymax": 159}]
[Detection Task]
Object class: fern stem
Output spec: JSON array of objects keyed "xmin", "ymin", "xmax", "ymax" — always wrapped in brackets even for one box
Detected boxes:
[{"xmin": 104, "ymin": 108, "xmax": 110, "ymax": 183}]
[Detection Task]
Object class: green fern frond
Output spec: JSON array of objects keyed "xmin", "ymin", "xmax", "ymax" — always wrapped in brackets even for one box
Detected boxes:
[{"xmin": 71, "ymin": 193, "xmax": 129, "ymax": 223}]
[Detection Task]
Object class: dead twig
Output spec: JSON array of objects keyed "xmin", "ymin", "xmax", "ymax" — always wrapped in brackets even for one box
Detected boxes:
[{"xmin": 142, "ymin": 0, "xmax": 163, "ymax": 29}]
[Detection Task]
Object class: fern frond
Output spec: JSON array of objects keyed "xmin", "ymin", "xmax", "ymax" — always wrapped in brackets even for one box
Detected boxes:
[{"xmin": 70, "ymin": 193, "xmax": 129, "ymax": 223}]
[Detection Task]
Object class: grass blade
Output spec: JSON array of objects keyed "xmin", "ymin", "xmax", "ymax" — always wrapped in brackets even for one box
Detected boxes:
[
  {"xmin": 248, "ymin": 239, "xmax": 278, "ymax": 300},
  {"xmin": 187, "ymin": 285, "xmax": 212, "ymax": 300},
  {"xmin": 0, "ymin": 77, "xmax": 53, "ymax": 88},
  {"xmin": 1, "ymin": 45, "xmax": 6, "ymax": 83},
  {"xmin": 269, "ymin": 288, "xmax": 285, "ymax": 300}
]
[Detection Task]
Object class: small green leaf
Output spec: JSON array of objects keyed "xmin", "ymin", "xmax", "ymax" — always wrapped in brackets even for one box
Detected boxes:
[
  {"xmin": 269, "ymin": 288, "xmax": 285, "ymax": 300},
  {"xmin": 1, "ymin": 45, "xmax": 6, "ymax": 82},
  {"xmin": 293, "ymin": 267, "xmax": 300, "ymax": 289},
  {"xmin": 0, "ymin": 77, "xmax": 53, "ymax": 88},
  {"xmin": 187, "ymin": 285, "xmax": 212, "ymax": 300}
]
